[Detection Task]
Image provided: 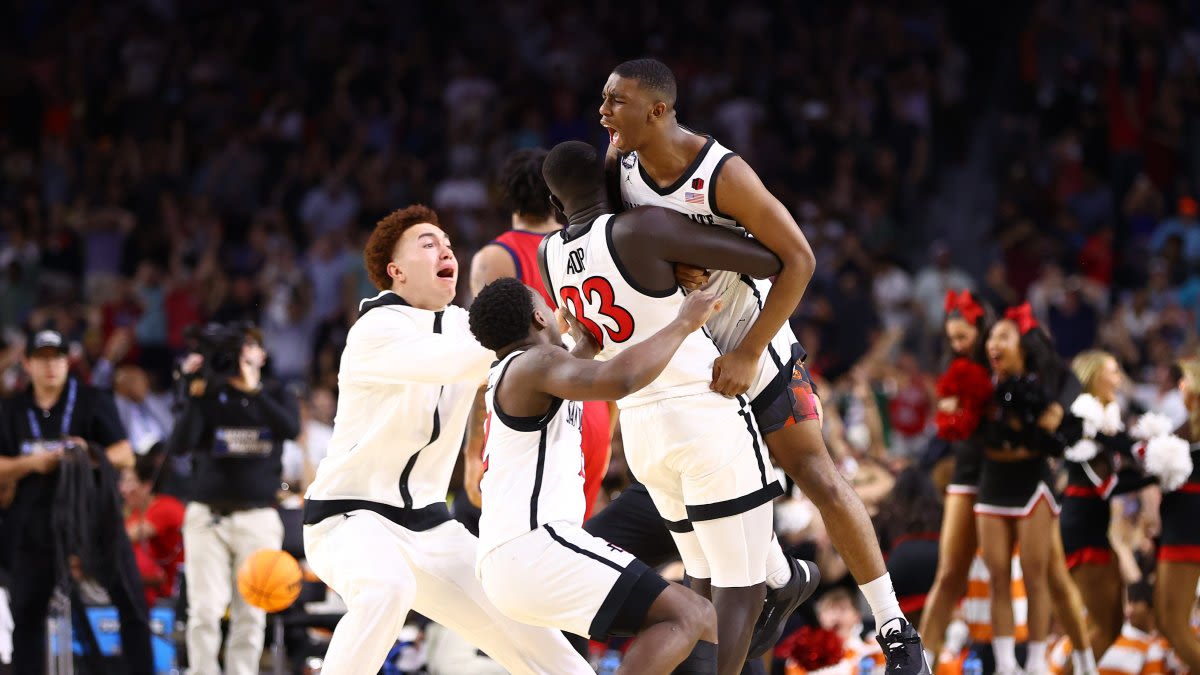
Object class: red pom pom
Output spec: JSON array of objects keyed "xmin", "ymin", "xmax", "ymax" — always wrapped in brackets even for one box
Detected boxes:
[
  {"xmin": 935, "ymin": 358, "xmax": 993, "ymax": 440},
  {"xmin": 776, "ymin": 625, "xmax": 846, "ymax": 669}
]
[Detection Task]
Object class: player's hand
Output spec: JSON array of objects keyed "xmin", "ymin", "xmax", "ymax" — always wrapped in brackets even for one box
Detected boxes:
[
  {"xmin": 557, "ymin": 307, "xmax": 600, "ymax": 354},
  {"xmin": 674, "ymin": 263, "xmax": 710, "ymax": 291},
  {"xmin": 26, "ymin": 449, "xmax": 63, "ymax": 475},
  {"xmin": 711, "ymin": 348, "xmax": 758, "ymax": 397},
  {"xmin": 676, "ymin": 289, "xmax": 722, "ymax": 332}
]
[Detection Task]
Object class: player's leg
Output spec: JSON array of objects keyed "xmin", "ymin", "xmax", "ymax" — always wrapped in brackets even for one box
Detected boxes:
[
  {"xmin": 677, "ymin": 394, "xmax": 785, "ymax": 675},
  {"xmin": 690, "ymin": 504, "xmax": 771, "ymax": 675},
  {"xmin": 409, "ymin": 519, "xmax": 593, "ymax": 675},
  {"xmin": 622, "ymin": 583, "xmax": 718, "ymax": 674},
  {"xmin": 303, "ymin": 512, "xmax": 420, "ymax": 675},
  {"xmin": 1069, "ymin": 559, "xmax": 1121, "ymax": 657},
  {"xmin": 481, "ymin": 522, "xmax": 715, "ymax": 675},
  {"xmin": 1016, "ymin": 500, "xmax": 1055, "ymax": 674}
]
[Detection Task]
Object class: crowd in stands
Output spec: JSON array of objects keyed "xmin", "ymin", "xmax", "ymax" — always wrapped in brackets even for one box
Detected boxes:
[{"xmin": 1, "ymin": 0, "xmax": 1199, "ymax": 673}]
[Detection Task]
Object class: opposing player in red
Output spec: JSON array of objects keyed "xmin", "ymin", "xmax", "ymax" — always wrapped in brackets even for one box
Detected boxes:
[{"xmin": 468, "ymin": 149, "xmax": 612, "ymax": 519}]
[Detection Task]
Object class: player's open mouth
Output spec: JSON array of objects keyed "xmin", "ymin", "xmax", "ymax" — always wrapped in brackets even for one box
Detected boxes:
[
  {"xmin": 436, "ymin": 266, "xmax": 455, "ymax": 280},
  {"xmin": 604, "ymin": 124, "xmax": 620, "ymax": 147}
]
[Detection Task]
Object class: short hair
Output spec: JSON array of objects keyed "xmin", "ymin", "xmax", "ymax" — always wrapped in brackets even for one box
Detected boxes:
[
  {"xmin": 364, "ymin": 205, "xmax": 440, "ymax": 291},
  {"xmin": 469, "ymin": 277, "xmax": 535, "ymax": 352},
  {"xmin": 134, "ymin": 445, "xmax": 162, "ymax": 484},
  {"xmin": 542, "ymin": 141, "xmax": 604, "ymax": 205},
  {"xmin": 613, "ymin": 58, "xmax": 677, "ymax": 106},
  {"xmin": 498, "ymin": 149, "xmax": 553, "ymax": 220},
  {"xmin": 815, "ymin": 587, "xmax": 857, "ymax": 612}
]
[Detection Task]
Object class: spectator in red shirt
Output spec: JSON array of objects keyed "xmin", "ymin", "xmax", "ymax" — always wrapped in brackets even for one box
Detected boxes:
[{"xmin": 120, "ymin": 448, "xmax": 185, "ymax": 607}]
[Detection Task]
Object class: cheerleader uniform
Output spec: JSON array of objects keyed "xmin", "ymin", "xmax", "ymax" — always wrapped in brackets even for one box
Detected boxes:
[
  {"xmin": 1158, "ymin": 442, "xmax": 1200, "ymax": 563},
  {"xmin": 947, "ymin": 438, "xmax": 983, "ymax": 496},
  {"xmin": 1060, "ymin": 432, "xmax": 1153, "ymax": 569},
  {"xmin": 975, "ymin": 373, "xmax": 1082, "ymax": 518}
]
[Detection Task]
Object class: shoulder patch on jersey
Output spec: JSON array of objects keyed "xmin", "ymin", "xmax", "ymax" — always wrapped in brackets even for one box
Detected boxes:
[{"xmin": 621, "ymin": 152, "xmax": 636, "ymax": 169}]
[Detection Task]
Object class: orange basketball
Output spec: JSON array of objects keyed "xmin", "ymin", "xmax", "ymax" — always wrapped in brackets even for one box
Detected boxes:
[{"xmin": 237, "ymin": 549, "xmax": 302, "ymax": 613}]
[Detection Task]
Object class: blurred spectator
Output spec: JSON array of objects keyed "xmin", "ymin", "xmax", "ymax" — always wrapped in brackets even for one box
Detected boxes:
[
  {"xmin": 1149, "ymin": 197, "xmax": 1200, "ymax": 266},
  {"xmin": 113, "ymin": 363, "xmax": 174, "ymax": 456},
  {"xmin": 121, "ymin": 449, "xmax": 185, "ymax": 608},
  {"xmin": 913, "ymin": 241, "xmax": 974, "ymax": 336}
]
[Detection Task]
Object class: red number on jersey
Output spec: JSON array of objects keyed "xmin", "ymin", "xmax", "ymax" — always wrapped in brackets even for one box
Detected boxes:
[{"xmin": 558, "ymin": 276, "xmax": 635, "ymax": 346}]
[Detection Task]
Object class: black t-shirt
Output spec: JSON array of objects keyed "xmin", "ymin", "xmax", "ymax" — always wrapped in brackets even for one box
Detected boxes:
[
  {"xmin": 168, "ymin": 379, "xmax": 298, "ymax": 507},
  {"xmin": 0, "ymin": 378, "xmax": 127, "ymax": 555}
]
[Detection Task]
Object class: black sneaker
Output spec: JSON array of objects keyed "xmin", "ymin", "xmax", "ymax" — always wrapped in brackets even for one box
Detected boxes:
[
  {"xmin": 746, "ymin": 558, "xmax": 820, "ymax": 658},
  {"xmin": 878, "ymin": 618, "xmax": 932, "ymax": 674}
]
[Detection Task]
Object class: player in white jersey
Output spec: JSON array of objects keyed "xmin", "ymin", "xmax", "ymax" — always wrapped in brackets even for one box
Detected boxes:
[
  {"xmin": 468, "ymin": 277, "xmax": 724, "ymax": 674},
  {"xmin": 302, "ymin": 205, "xmax": 591, "ymax": 675},
  {"xmin": 599, "ymin": 59, "xmax": 932, "ymax": 671},
  {"xmin": 538, "ymin": 140, "xmax": 817, "ymax": 675}
]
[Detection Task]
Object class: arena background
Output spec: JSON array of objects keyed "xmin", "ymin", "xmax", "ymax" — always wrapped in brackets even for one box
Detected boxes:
[{"xmin": 1, "ymin": 0, "xmax": 1199, "ymax": 673}]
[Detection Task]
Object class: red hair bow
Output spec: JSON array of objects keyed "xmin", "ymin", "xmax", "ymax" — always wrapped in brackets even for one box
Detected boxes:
[
  {"xmin": 1004, "ymin": 302, "xmax": 1038, "ymax": 335},
  {"xmin": 944, "ymin": 289, "xmax": 984, "ymax": 324}
]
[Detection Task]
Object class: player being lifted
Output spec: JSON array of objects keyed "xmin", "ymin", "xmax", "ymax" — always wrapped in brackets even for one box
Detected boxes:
[
  {"xmin": 538, "ymin": 141, "xmax": 817, "ymax": 675},
  {"xmin": 598, "ymin": 58, "xmax": 930, "ymax": 671},
  {"xmin": 469, "ymin": 278, "xmax": 723, "ymax": 675}
]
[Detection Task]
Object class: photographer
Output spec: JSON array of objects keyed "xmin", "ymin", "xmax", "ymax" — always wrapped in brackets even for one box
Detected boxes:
[
  {"xmin": 168, "ymin": 323, "xmax": 299, "ymax": 675},
  {"xmin": 0, "ymin": 329, "xmax": 151, "ymax": 674}
]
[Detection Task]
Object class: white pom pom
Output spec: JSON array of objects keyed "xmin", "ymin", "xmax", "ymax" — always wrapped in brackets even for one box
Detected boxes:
[
  {"xmin": 1142, "ymin": 434, "xmax": 1194, "ymax": 492},
  {"xmin": 1071, "ymin": 394, "xmax": 1103, "ymax": 423},
  {"xmin": 1131, "ymin": 412, "xmax": 1176, "ymax": 441},
  {"xmin": 1099, "ymin": 401, "xmax": 1124, "ymax": 436},
  {"xmin": 1066, "ymin": 439, "xmax": 1099, "ymax": 463}
]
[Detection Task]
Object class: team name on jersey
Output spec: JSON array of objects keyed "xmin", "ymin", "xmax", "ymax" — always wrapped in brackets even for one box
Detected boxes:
[
  {"xmin": 564, "ymin": 400, "xmax": 583, "ymax": 431},
  {"xmin": 622, "ymin": 200, "xmax": 715, "ymax": 225}
]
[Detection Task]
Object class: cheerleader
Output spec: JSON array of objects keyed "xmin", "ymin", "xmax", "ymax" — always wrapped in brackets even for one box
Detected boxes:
[
  {"xmin": 1060, "ymin": 350, "xmax": 1154, "ymax": 657},
  {"xmin": 975, "ymin": 304, "xmax": 1089, "ymax": 675},
  {"xmin": 918, "ymin": 289, "xmax": 994, "ymax": 660},
  {"xmin": 1153, "ymin": 358, "xmax": 1200, "ymax": 669}
]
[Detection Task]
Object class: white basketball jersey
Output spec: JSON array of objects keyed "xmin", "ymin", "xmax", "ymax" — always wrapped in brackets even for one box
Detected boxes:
[
  {"xmin": 619, "ymin": 130, "xmax": 796, "ymax": 393},
  {"xmin": 540, "ymin": 214, "xmax": 720, "ymax": 409},
  {"xmin": 477, "ymin": 350, "xmax": 586, "ymax": 561}
]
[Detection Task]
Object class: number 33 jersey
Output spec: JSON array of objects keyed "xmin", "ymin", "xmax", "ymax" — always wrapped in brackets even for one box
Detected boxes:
[{"xmin": 540, "ymin": 213, "xmax": 721, "ymax": 409}]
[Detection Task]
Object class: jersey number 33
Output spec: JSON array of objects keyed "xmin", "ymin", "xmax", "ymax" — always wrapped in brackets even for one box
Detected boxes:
[{"xmin": 558, "ymin": 276, "xmax": 635, "ymax": 347}]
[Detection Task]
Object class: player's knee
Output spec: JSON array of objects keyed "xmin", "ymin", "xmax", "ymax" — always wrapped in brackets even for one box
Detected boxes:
[
  {"xmin": 677, "ymin": 592, "xmax": 718, "ymax": 643},
  {"xmin": 352, "ymin": 576, "xmax": 415, "ymax": 621}
]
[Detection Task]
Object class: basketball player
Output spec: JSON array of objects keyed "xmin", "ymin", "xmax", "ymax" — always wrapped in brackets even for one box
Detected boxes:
[
  {"xmin": 599, "ymin": 58, "xmax": 930, "ymax": 671},
  {"xmin": 538, "ymin": 141, "xmax": 819, "ymax": 675},
  {"xmin": 467, "ymin": 149, "xmax": 613, "ymax": 520},
  {"xmin": 302, "ymin": 205, "xmax": 591, "ymax": 675},
  {"xmin": 469, "ymin": 278, "xmax": 723, "ymax": 675}
]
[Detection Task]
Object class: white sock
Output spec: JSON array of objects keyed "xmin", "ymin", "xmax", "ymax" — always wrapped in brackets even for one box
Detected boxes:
[
  {"xmin": 859, "ymin": 572, "xmax": 905, "ymax": 633},
  {"xmin": 1072, "ymin": 648, "xmax": 1098, "ymax": 675},
  {"xmin": 993, "ymin": 636, "xmax": 1017, "ymax": 674},
  {"xmin": 765, "ymin": 534, "xmax": 792, "ymax": 590},
  {"xmin": 1025, "ymin": 640, "xmax": 1047, "ymax": 673}
]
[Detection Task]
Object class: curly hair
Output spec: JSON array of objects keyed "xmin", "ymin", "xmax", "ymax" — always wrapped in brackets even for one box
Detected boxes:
[
  {"xmin": 613, "ymin": 58, "xmax": 677, "ymax": 106},
  {"xmin": 469, "ymin": 277, "xmax": 535, "ymax": 352},
  {"xmin": 363, "ymin": 205, "xmax": 440, "ymax": 291},
  {"xmin": 498, "ymin": 149, "xmax": 553, "ymax": 220}
]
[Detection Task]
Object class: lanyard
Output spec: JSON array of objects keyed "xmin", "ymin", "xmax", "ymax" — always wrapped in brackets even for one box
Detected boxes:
[{"xmin": 26, "ymin": 378, "xmax": 78, "ymax": 440}]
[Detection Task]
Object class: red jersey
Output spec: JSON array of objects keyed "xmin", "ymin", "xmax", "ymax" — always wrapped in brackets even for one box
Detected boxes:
[
  {"xmin": 127, "ymin": 495, "xmax": 186, "ymax": 606},
  {"xmin": 488, "ymin": 228, "xmax": 611, "ymax": 519}
]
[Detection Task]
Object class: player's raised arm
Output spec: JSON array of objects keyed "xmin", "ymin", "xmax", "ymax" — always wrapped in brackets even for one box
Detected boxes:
[{"xmin": 709, "ymin": 157, "xmax": 816, "ymax": 395}]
